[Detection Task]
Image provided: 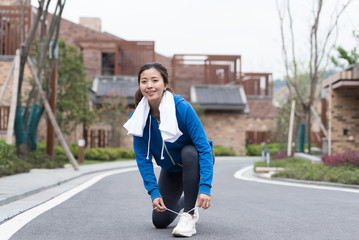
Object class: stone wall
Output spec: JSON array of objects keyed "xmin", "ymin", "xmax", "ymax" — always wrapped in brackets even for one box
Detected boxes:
[
  {"xmin": 328, "ymin": 87, "xmax": 359, "ymax": 154},
  {"xmin": 0, "ymin": 59, "xmax": 32, "ymax": 106},
  {"xmin": 245, "ymin": 116, "xmax": 277, "ymax": 132},
  {"xmin": 202, "ymin": 111, "xmax": 246, "ymax": 155}
]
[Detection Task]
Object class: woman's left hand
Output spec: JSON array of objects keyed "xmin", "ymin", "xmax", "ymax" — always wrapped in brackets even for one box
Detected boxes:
[{"xmin": 197, "ymin": 193, "xmax": 211, "ymax": 209}]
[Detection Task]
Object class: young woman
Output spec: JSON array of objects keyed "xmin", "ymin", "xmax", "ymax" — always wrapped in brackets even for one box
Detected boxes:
[{"xmin": 124, "ymin": 62, "xmax": 214, "ymax": 237}]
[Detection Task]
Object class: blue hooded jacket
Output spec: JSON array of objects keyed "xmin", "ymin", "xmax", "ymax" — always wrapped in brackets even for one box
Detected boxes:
[{"xmin": 133, "ymin": 95, "xmax": 213, "ymax": 201}]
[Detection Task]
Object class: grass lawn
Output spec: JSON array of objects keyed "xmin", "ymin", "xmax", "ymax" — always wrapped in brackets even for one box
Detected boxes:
[
  {"xmin": 254, "ymin": 158, "xmax": 359, "ymax": 186},
  {"xmin": 79, "ymin": 159, "xmax": 135, "ymax": 165}
]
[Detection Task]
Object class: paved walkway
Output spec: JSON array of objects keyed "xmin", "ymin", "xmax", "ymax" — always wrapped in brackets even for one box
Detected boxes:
[
  {"xmin": 1, "ymin": 156, "xmax": 358, "ymax": 224},
  {"xmin": 0, "ymin": 160, "xmax": 137, "ymax": 223}
]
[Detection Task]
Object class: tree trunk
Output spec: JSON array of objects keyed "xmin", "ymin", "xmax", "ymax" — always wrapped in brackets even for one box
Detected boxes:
[
  {"xmin": 14, "ymin": 105, "xmax": 27, "ymax": 155},
  {"xmin": 16, "ymin": 142, "xmax": 28, "ymax": 157},
  {"xmin": 27, "ymin": 104, "xmax": 45, "ymax": 151},
  {"xmin": 307, "ymin": 106, "xmax": 312, "ymax": 154}
]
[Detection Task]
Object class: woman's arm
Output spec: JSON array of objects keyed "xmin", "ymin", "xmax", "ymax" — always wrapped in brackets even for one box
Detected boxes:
[
  {"xmin": 184, "ymin": 105, "xmax": 214, "ymax": 197},
  {"xmin": 133, "ymin": 136, "xmax": 162, "ymax": 201}
]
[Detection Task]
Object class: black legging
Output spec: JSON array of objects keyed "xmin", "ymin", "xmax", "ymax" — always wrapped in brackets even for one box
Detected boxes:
[{"xmin": 152, "ymin": 145, "xmax": 214, "ymax": 228}]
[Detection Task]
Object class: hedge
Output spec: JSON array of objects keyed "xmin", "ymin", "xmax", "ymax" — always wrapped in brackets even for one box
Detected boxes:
[
  {"xmin": 83, "ymin": 147, "xmax": 135, "ymax": 161},
  {"xmin": 246, "ymin": 143, "xmax": 286, "ymax": 156},
  {"xmin": 0, "ymin": 140, "xmax": 66, "ymax": 177},
  {"xmin": 322, "ymin": 151, "xmax": 359, "ymax": 167},
  {"xmin": 213, "ymin": 145, "xmax": 236, "ymax": 156},
  {"xmin": 37, "ymin": 142, "xmax": 136, "ymax": 161}
]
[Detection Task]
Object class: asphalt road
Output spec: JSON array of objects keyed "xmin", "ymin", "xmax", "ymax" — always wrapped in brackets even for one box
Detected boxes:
[{"xmin": 8, "ymin": 158, "xmax": 359, "ymax": 240}]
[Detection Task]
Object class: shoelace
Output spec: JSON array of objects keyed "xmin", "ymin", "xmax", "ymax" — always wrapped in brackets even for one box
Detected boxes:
[{"xmin": 153, "ymin": 206, "xmax": 197, "ymax": 216}]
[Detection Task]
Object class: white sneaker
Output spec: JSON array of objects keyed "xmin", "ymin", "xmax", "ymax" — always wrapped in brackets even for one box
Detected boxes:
[
  {"xmin": 194, "ymin": 207, "xmax": 199, "ymax": 223},
  {"xmin": 172, "ymin": 213, "xmax": 196, "ymax": 237}
]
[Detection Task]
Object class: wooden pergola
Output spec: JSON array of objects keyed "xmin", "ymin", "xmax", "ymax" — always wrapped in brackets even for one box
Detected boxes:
[
  {"xmin": 171, "ymin": 54, "xmax": 242, "ymax": 91},
  {"xmin": 0, "ymin": 5, "xmax": 31, "ymax": 55}
]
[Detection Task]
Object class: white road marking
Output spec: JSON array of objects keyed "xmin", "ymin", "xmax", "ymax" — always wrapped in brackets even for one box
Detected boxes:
[
  {"xmin": 234, "ymin": 165, "xmax": 359, "ymax": 194},
  {"xmin": 0, "ymin": 167, "xmax": 138, "ymax": 240}
]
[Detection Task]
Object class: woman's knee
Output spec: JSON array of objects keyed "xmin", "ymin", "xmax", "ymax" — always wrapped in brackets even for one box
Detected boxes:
[
  {"xmin": 181, "ymin": 145, "xmax": 198, "ymax": 162},
  {"xmin": 152, "ymin": 219, "xmax": 169, "ymax": 229},
  {"xmin": 152, "ymin": 212, "xmax": 171, "ymax": 228}
]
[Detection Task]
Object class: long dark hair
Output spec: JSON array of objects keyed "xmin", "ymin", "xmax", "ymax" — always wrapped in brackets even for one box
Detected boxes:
[{"xmin": 134, "ymin": 62, "xmax": 173, "ymax": 107}]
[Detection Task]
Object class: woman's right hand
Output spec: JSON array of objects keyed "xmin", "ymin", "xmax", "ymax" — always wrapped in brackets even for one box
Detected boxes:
[{"xmin": 152, "ymin": 197, "xmax": 166, "ymax": 212}]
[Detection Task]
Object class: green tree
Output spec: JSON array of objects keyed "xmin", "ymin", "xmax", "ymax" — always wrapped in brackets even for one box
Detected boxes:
[
  {"xmin": 55, "ymin": 38, "xmax": 96, "ymax": 137},
  {"xmin": 99, "ymin": 90, "xmax": 130, "ymax": 147},
  {"xmin": 275, "ymin": 67, "xmax": 309, "ymax": 146},
  {"xmin": 331, "ymin": 31, "xmax": 359, "ymax": 69},
  {"xmin": 276, "ymin": 0, "xmax": 352, "ymax": 153},
  {"xmin": 15, "ymin": 0, "xmax": 66, "ymax": 155}
]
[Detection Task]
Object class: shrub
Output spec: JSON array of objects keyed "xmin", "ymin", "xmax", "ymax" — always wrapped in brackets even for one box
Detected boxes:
[
  {"xmin": 38, "ymin": 141, "xmax": 136, "ymax": 161},
  {"xmin": 0, "ymin": 139, "xmax": 16, "ymax": 159},
  {"xmin": 0, "ymin": 156, "xmax": 32, "ymax": 177},
  {"xmin": 321, "ymin": 151, "xmax": 359, "ymax": 167},
  {"xmin": 0, "ymin": 140, "xmax": 66, "ymax": 177},
  {"xmin": 37, "ymin": 141, "xmax": 67, "ymax": 157},
  {"xmin": 272, "ymin": 151, "xmax": 294, "ymax": 160},
  {"xmin": 23, "ymin": 152, "xmax": 67, "ymax": 169},
  {"xmin": 0, "ymin": 140, "xmax": 31, "ymax": 177},
  {"xmin": 274, "ymin": 163, "xmax": 359, "ymax": 185},
  {"xmin": 118, "ymin": 148, "xmax": 136, "ymax": 159},
  {"xmin": 213, "ymin": 145, "xmax": 236, "ymax": 156},
  {"xmin": 69, "ymin": 143, "xmax": 79, "ymax": 157},
  {"xmin": 254, "ymin": 157, "xmax": 308, "ymax": 169},
  {"xmin": 84, "ymin": 147, "xmax": 135, "ymax": 161},
  {"xmin": 84, "ymin": 148, "xmax": 101, "ymax": 160},
  {"xmin": 246, "ymin": 143, "xmax": 286, "ymax": 156}
]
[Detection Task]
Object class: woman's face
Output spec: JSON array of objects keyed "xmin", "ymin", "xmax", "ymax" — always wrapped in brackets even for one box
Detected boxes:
[{"xmin": 139, "ymin": 68, "xmax": 168, "ymax": 107}]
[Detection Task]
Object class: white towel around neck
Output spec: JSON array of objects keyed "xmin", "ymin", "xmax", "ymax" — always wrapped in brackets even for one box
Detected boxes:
[{"xmin": 123, "ymin": 91, "xmax": 182, "ymax": 143}]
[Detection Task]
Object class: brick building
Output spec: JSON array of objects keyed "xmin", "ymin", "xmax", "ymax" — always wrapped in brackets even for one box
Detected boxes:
[
  {"xmin": 170, "ymin": 55, "xmax": 276, "ymax": 154},
  {"xmin": 322, "ymin": 64, "xmax": 359, "ymax": 154},
  {"xmin": 0, "ymin": 2, "xmax": 277, "ymax": 154}
]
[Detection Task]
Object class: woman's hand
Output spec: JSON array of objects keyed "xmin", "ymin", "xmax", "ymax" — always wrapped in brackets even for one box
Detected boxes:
[
  {"xmin": 197, "ymin": 194, "xmax": 211, "ymax": 209},
  {"xmin": 152, "ymin": 197, "xmax": 166, "ymax": 212}
]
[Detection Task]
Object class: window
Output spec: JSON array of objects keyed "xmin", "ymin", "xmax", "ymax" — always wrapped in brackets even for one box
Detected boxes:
[{"xmin": 101, "ymin": 52, "xmax": 115, "ymax": 75}]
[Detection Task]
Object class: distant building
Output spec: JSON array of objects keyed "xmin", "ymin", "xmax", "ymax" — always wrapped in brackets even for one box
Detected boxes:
[{"xmin": 322, "ymin": 64, "xmax": 359, "ymax": 154}]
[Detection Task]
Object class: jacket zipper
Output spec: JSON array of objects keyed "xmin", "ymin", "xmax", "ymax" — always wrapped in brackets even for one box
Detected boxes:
[{"xmin": 163, "ymin": 142, "xmax": 176, "ymax": 166}]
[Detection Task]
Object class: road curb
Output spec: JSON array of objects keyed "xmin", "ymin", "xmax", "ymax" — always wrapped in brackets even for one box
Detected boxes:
[
  {"xmin": 0, "ymin": 162, "xmax": 138, "ymax": 206},
  {"xmin": 255, "ymin": 172, "xmax": 359, "ymax": 190}
]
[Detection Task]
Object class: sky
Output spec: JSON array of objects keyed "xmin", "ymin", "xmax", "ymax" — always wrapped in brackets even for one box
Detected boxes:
[{"xmin": 32, "ymin": 0, "xmax": 359, "ymax": 79}]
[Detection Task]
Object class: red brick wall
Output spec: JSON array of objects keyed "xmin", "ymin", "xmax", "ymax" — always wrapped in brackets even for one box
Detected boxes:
[
  {"xmin": 155, "ymin": 53, "xmax": 172, "ymax": 76},
  {"xmin": 58, "ymin": 18, "xmax": 118, "ymax": 81},
  {"xmin": 83, "ymin": 49, "xmax": 102, "ymax": 80},
  {"xmin": 59, "ymin": 18, "xmax": 113, "ymax": 45},
  {"xmin": 202, "ymin": 111, "xmax": 246, "ymax": 155},
  {"xmin": 328, "ymin": 87, "xmax": 359, "ymax": 154},
  {"xmin": 246, "ymin": 98, "xmax": 277, "ymax": 118},
  {"xmin": 174, "ymin": 65, "xmax": 204, "ymax": 99}
]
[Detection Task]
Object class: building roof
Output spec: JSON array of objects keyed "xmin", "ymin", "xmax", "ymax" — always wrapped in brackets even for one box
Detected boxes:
[
  {"xmin": 190, "ymin": 84, "xmax": 248, "ymax": 111},
  {"xmin": 322, "ymin": 64, "xmax": 359, "ymax": 89},
  {"xmin": 90, "ymin": 75, "xmax": 138, "ymax": 104}
]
